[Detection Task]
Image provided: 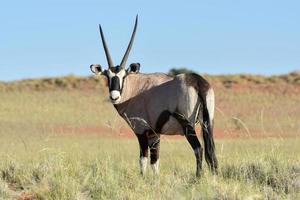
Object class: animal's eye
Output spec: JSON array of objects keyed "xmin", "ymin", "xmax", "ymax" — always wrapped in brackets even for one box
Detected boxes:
[{"xmin": 102, "ymin": 70, "xmax": 108, "ymax": 76}]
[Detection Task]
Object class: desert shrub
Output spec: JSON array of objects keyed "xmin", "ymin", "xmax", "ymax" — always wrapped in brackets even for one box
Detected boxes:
[{"xmin": 168, "ymin": 67, "xmax": 198, "ymax": 76}]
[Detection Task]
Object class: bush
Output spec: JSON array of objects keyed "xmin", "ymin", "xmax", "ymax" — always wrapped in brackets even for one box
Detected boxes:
[{"xmin": 168, "ymin": 67, "xmax": 198, "ymax": 76}]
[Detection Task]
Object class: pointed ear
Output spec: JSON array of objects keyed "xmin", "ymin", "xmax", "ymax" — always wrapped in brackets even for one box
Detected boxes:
[
  {"xmin": 90, "ymin": 64, "xmax": 103, "ymax": 75},
  {"xmin": 127, "ymin": 63, "xmax": 140, "ymax": 73}
]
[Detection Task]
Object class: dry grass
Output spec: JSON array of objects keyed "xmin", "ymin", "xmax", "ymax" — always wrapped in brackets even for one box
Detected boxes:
[{"xmin": 0, "ymin": 135, "xmax": 299, "ymax": 199}]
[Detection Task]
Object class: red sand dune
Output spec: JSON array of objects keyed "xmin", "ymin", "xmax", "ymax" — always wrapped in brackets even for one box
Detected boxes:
[{"xmin": 53, "ymin": 126, "xmax": 294, "ymax": 140}]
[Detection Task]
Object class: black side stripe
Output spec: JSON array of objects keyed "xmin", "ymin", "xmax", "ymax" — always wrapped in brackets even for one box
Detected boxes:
[{"xmin": 155, "ymin": 110, "xmax": 171, "ymax": 133}]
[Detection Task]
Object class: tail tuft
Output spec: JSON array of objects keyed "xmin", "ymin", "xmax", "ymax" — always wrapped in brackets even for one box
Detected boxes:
[{"xmin": 201, "ymin": 87, "xmax": 218, "ymax": 172}]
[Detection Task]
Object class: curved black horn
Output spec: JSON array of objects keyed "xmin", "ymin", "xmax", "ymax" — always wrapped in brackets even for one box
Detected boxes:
[
  {"xmin": 120, "ymin": 15, "xmax": 138, "ymax": 68},
  {"xmin": 99, "ymin": 25, "xmax": 114, "ymax": 68}
]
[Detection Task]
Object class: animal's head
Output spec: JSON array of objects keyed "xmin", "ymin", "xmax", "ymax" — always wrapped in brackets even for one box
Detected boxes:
[{"xmin": 90, "ymin": 16, "xmax": 140, "ymax": 104}]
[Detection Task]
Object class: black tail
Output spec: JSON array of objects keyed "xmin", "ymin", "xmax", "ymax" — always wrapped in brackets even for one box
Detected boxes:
[
  {"xmin": 185, "ymin": 73, "xmax": 218, "ymax": 173},
  {"xmin": 201, "ymin": 96, "xmax": 218, "ymax": 173}
]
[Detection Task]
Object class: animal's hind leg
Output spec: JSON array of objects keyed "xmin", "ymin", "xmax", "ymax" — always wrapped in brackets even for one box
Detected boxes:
[
  {"xmin": 185, "ymin": 126, "xmax": 203, "ymax": 177},
  {"xmin": 148, "ymin": 131, "xmax": 160, "ymax": 175},
  {"xmin": 137, "ymin": 133, "xmax": 149, "ymax": 175},
  {"xmin": 172, "ymin": 112, "xmax": 203, "ymax": 177}
]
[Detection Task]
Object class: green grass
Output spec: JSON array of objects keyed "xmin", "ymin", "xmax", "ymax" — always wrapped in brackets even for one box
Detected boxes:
[{"xmin": 0, "ymin": 83, "xmax": 299, "ymax": 199}]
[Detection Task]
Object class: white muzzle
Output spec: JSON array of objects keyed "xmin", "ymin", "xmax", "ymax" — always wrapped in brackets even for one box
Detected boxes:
[{"xmin": 110, "ymin": 90, "xmax": 121, "ymax": 103}]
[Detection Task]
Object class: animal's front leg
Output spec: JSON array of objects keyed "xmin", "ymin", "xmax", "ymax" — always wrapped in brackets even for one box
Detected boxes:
[
  {"xmin": 137, "ymin": 133, "xmax": 149, "ymax": 175},
  {"xmin": 148, "ymin": 131, "xmax": 160, "ymax": 175}
]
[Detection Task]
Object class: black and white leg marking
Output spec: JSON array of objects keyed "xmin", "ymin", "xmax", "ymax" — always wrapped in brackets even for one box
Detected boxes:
[
  {"xmin": 148, "ymin": 131, "xmax": 160, "ymax": 175},
  {"xmin": 137, "ymin": 133, "xmax": 149, "ymax": 175}
]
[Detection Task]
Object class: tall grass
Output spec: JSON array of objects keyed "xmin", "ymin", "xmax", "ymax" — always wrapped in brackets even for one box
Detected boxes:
[{"xmin": 0, "ymin": 135, "xmax": 299, "ymax": 199}]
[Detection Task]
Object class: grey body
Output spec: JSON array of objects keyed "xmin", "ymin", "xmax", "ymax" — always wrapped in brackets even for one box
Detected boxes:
[
  {"xmin": 116, "ymin": 73, "xmax": 204, "ymax": 136},
  {"xmin": 90, "ymin": 15, "xmax": 218, "ymax": 176}
]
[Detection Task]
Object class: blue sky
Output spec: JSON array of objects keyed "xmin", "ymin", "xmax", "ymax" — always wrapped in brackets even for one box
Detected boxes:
[{"xmin": 0, "ymin": 0, "xmax": 299, "ymax": 81}]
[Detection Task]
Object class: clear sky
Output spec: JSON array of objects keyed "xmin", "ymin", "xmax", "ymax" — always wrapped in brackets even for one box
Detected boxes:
[{"xmin": 0, "ymin": 0, "xmax": 299, "ymax": 81}]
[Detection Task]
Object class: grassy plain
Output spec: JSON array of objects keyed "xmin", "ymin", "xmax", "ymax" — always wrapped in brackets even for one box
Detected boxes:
[{"xmin": 0, "ymin": 74, "xmax": 299, "ymax": 199}]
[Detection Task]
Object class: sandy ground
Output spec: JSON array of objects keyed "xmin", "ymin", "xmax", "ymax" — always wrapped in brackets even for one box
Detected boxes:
[{"xmin": 53, "ymin": 125, "xmax": 295, "ymax": 140}]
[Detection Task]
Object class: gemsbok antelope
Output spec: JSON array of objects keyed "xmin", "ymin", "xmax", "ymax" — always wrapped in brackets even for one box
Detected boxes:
[{"xmin": 90, "ymin": 16, "xmax": 218, "ymax": 176}]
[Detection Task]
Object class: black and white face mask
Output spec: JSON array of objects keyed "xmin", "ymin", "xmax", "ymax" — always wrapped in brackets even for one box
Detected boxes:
[{"xmin": 106, "ymin": 66, "xmax": 127, "ymax": 104}]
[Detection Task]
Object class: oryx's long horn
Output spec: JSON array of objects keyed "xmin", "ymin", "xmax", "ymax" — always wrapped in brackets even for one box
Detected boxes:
[
  {"xmin": 120, "ymin": 15, "xmax": 138, "ymax": 68},
  {"xmin": 99, "ymin": 24, "xmax": 114, "ymax": 68}
]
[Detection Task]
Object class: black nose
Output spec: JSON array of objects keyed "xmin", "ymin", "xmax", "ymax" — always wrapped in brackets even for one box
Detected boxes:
[{"xmin": 110, "ymin": 96, "xmax": 120, "ymax": 101}]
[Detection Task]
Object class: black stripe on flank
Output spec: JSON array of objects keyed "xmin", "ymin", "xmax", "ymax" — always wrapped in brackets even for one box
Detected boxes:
[{"xmin": 155, "ymin": 110, "xmax": 171, "ymax": 133}]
